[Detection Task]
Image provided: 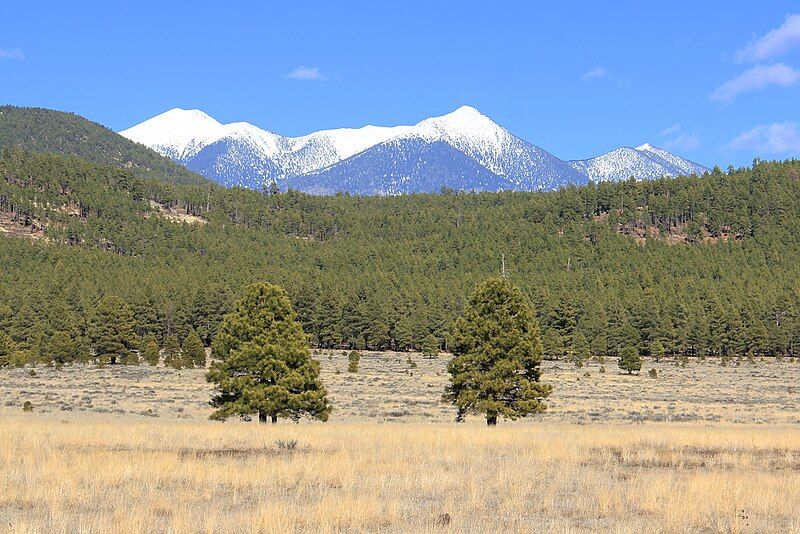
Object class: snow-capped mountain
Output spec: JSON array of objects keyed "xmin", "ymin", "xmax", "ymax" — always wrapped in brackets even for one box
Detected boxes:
[
  {"xmin": 569, "ymin": 144, "xmax": 708, "ymax": 183},
  {"xmin": 121, "ymin": 107, "xmax": 707, "ymax": 194}
]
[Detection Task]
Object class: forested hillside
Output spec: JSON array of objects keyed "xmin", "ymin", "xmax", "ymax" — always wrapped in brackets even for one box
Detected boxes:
[
  {"xmin": 0, "ymin": 106, "xmax": 209, "ymax": 186},
  {"xmin": 1, "ymin": 140, "xmax": 799, "ymax": 365}
]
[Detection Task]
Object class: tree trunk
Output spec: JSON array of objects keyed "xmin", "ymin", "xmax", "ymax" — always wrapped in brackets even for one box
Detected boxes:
[
  {"xmin": 258, "ymin": 411, "xmax": 267, "ymax": 423},
  {"xmin": 271, "ymin": 415, "xmax": 278, "ymax": 424},
  {"xmin": 486, "ymin": 414, "xmax": 497, "ymax": 426}
]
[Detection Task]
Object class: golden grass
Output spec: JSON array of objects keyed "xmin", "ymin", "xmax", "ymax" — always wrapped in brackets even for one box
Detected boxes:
[{"xmin": 2, "ymin": 415, "xmax": 800, "ymax": 533}]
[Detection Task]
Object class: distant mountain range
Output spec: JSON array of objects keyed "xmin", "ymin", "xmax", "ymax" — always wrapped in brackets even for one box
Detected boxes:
[{"xmin": 120, "ymin": 106, "xmax": 709, "ymax": 194}]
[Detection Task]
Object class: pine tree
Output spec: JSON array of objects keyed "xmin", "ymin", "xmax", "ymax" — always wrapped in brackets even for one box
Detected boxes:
[
  {"xmin": 422, "ymin": 333, "xmax": 439, "ymax": 359},
  {"xmin": 90, "ymin": 295, "xmax": 136, "ymax": 365},
  {"xmin": 650, "ymin": 340, "xmax": 666, "ymax": 363},
  {"xmin": 140, "ymin": 334, "xmax": 160, "ymax": 366},
  {"xmin": 444, "ymin": 278, "xmax": 552, "ymax": 426},
  {"xmin": 10, "ymin": 304, "xmax": 39, "ymax": 350},
  {"xmin": 47, "ymin": 331, "xmax": 77, "ymax": 366},
  {"xmin": 162, "ymin": 334, "xmax": 182, "ymax": 369},
  {"xmin": 570, "ymin": 331, "xmax": 591, "ymax": 366},
  {"xmin": 618, "ymin": 345, "xmax": 642, "ymax": 375},
  {"xmin": 182, "ymin": 328, "xmax": 206, "ymax": 368},
  {"xmin": 541, "ymin": 329, "xmax": 565, "ymax": 360},
  {"xmin": 207, "ymin": 282, "xmax": 331, "ymax": 423},
  {"xmin": 0, "ymin": 331, "xmax": 14, "ymax": 367}
]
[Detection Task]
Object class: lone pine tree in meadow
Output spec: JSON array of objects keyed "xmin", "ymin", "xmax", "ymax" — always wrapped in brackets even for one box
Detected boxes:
[
  {"xmin": 618, "ymin": 345, "xmax": 642, "ymax": 374},
  {"xmin": 207, "ymin": 282, "xmax": 330, "ymax": 423},
  {"xmin": 90, "ymin": 295, "xmax": 136, "ymax": 365},
  {"xmin": 444, "ymin": 278, "xmax": 552, "ymax": 426}
]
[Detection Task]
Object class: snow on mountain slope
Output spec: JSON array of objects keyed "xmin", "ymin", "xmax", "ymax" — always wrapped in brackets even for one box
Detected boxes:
[
  {"xmin": 569, "ymin": 144, "xmax": 708, "ymax": 183},
  {"xmin": 121, "ymin": 108, "xmax": 412, "ymax": 184},
  {"xmin": 121, "ymin": 107, "xmax": 707, "ymax": 194},
  {"xmin": 284, "ymin": 137, "xmax": 517, "ymax": 195}
]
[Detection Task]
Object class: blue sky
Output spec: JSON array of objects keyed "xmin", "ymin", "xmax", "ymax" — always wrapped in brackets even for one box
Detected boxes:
[{"xmin": 2, "ymin": 1, "xmax": 799, "ymax": 167}]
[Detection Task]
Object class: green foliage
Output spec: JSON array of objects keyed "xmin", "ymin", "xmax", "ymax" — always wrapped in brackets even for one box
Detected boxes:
[
  {"xmin": 569, "ymin": 331, "xmax": 591, "ymax": 367},
  {"xmin": 1, "ymin": 139, "xmax": 800, "ymax": 366},
  {"xmin": 422, "ymin": 334, "xmax": 439, "ymax": 359},
  {"xmin": 90, "ymin": 295, "xmax": 136, "ymax": 365},
  {"xmin": 648, "ymin": 368, "xmax": 658, "ymax": 379},
  {"xmin": 618, "ymin": 346, "xmax": 642, "ymax": 375},
  {"xmin": 541, "ymin": 329, "xmax": 565, "ymax": 361},
  {"xmin": 445, "ymin": 278, "xmax": 552, "ymax": 425},
  {"xmin": 162, "ymin": 334, "xmax": 182, "ymax": 369},
  {"xmin": 140, "ymin": 334, "xmax": 160, "ymax": 366},
  {"xmin": 181, "ymin": 328, "xmax": 206, "ymax": 368},
  {"xmin": 0, "ymin": 331, "xmax": 14, "ymax": 367},
  {"xmin": 0, "ymin": 106, "xmax": 208, "ymax": 186},
  {"xmin": 206, "ymin": 282, "xmax": 330, "ymax": 423},
  {"xmin": 347, "ymin": 350, "xmax": 360, "ymax": 373},
  {"xmin": 650, "ymin": 340, "xmax": 666, "ymax": 363}
]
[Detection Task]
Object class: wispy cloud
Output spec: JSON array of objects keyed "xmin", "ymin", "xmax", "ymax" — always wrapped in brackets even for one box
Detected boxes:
[
  {"xmin": 0, "ymin": 48, "xmax": 24, "ymax": 60},
  {"xmin": 736, "ymin": 13, "xmax": 800, "ymax": 63},
  {"xmin": 284, "ymin": 65, "xmax": 328, "ymax": 81},
  {"xmin": 664, "ymin": 133, "xmax": 701, "ymax": 151},
  {"xmin": 709, "ymin": 63, "xmax": 799, "ymax": 103},
  {"xmin": 727, "ymin": 122, "xmax": 800, "ymax": 154},
  {"xmin": 581, "ymin": 66, "xmax": 628, "ymax": 88},
  {"xmin": 658, "ymin": 123, "xmax": 682, "ymax": 137},
  {"xmin": 657, "ymin": 123, "xmax": 700, "ymax": 151},
  {"xmin": 581, "ymin": 66, "xmax": 607, "ymax": 82}
]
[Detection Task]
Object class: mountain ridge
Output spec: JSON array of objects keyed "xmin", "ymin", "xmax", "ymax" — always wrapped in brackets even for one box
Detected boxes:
[{"xmin": 121, "ymin": 106, "xmax": 709, "ymax": 194}]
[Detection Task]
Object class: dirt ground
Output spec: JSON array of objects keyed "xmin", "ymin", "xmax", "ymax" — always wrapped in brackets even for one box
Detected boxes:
[{"xmin": 1, "ymin": 352, "xmax": 798, "ymax": 425}]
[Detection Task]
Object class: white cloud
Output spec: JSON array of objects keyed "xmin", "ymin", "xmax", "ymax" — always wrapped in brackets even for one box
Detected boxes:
[
  {"xmin": 727, "ymin": 122, "xmax": 800, "ymax": 154},
  {"xmin": 0, "ymin": 48, "xmax": 24, "ymax": 60},
  {"xmin": 710, "ymin": 63, "xmax": 799, "ymax": 103},
  {"xmin": 284, "ymin": 65, "xmax": 328, "ymax": 81},
  {"xmin": 581, "ymin": 66, "xmax": 607, "ymax": 81},
  {"xmin": 657, "ymin": 124, "xmax": 700, "ymax": 151},
  {"xmin": 736, "ymin": 13, "xmax": 800, "ymax": 63},
  {"xmin": 664, "ymin": 133, "xmax": 701, "ymax": 151},
  {"xmin": 658, "ymin": 123, "xmax": 682, "ymax": 137}
]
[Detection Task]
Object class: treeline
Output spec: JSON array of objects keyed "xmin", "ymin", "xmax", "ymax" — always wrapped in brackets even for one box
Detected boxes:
[{"xmin": 0, "ymin": 147, "xmax": 799, "ymax": 367}]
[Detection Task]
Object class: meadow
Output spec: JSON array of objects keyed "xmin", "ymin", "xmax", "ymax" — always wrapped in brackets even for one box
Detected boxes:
[{"xmin": 2, "ymin": 354, "xmax": 800, "ymax": 533}]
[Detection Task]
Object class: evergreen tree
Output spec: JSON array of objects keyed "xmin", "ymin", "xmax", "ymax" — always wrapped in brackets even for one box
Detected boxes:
[
  {"xmin": 650, "ymin": 340, "xmax": 666, "ymax": 363},
  {"xmin": 162, "ymin": 334, "xmax": 182, "ymax": 369},
  {"xmin": 444, "ymin": 278, "xmax": 552, "ymax": 426},
  {"xmin": 90, "ymin": 295, "xmax": 136, "ymax": 365},
  {"xmin": 541, "ymin": 329, "xmax": 565, "ymax": 360},
  {"xmin": 182, "ymin": 328, "xmax": 206, "ymax": 368},
  {"xmin": 618, "ymin": 345, "xmax": 642, "ymax": 375},
  {"xmin": 140, "ymin": 334, "xmax": 160, "ymax": 366},
  {"xmin": 10, "ymin": 304, "xmax": 38, "ymax": 350},
  {"xmin": 422, "ymin": 333, "xmax": 439, "ymax": 359},
  {"xmin": 0, "ymin": 331, "xmax": 14, "ymax": 367},
  {"xmin": 570, "ymin": 331, "xmax": 591, "ymax": 366},
  {"xmin": 207, "ymin": 282, "xmax": 330, "ymax": 423},
  {"xmin": 47, "ymin": 331, "xmax": 77, "ymax": 366}
]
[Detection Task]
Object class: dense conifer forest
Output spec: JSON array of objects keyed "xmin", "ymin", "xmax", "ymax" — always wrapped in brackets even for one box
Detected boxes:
[{"xmin": 1, "ymin": 108, "xmax": 799, "ymax": 366}]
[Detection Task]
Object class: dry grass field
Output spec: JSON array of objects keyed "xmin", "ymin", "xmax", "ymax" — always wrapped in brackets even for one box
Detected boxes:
[
  {"xmin": 2, "ymin": 352, "xmax": 799, "ymax": 424},
  {"xmin": 2, "ymin": 417, "xmax": 800, "ymax": 533},
  {"xmin": 2, "ymin": 353, "xmax": 800, "ymax": 532}
]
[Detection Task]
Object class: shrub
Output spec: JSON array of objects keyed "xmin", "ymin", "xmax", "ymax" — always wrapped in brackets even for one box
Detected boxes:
[
  {"xmin": 22, "ymin": 401, "xmax": 33, "ymax": 412},
  {"xmin": 347, "ymin": 350, "xmax": 360, "ymax": 373},
  {"xmin": 648, "ymin": 368, "xmax": 658, "ymax": 379}
]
